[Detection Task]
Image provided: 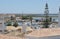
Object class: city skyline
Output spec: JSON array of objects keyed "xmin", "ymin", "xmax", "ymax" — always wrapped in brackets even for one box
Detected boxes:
[{"xmin": 0, "ymin": 0, "xmax": 60, "ymax": 14}]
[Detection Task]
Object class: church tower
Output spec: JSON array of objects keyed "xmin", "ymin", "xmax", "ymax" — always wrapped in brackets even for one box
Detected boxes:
[
  {"xmin": 43, "ymin": 3, "xmax": 50, "ymax": 28},
  {"xmin": 44, "ymin": 3, "xmax": 49, "ymax": 16}
]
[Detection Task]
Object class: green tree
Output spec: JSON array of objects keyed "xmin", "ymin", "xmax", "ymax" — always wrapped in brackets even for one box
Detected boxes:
[
  {"xmin": 29, "ymin": 16, "xmax": 32, "ymax": 25},
  {"xmin": 22, "ymin": 16, "xmax": 29, "ymax": 20},
  {"xmin": 6, "ymin": 21, "xmax": 12, "ymax": 26},
  {"xmin": 7, "ymin": 22, "xmax": 12, "ymax": 26},
  {"xmin": 10, "ymin": 16, "xmax": 15, "ymax": 20},
  {"xmin": 13, "ymin": 21, "xmax": 18, "ymax": 27},
  {"xmin": 49, "ymin": 17, "xmax": 52, "ymax": 22},
  {"xmin": 43, "ymin": 19, "xmax": 50, "ymax": 28}
]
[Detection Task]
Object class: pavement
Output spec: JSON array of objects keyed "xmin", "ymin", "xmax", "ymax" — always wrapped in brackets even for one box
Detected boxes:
[{"xmin": 26, "ymin": 35, "xmax": 60, "ymax": 39}]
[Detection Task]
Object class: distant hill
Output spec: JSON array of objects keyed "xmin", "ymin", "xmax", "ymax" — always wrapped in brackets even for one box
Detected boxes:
[{"xmin": 15, "ymin": 14, "xmax": 58, "ymax": 17}]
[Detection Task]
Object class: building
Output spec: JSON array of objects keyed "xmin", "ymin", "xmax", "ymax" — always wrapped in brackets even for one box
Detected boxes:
[
  {"xmin": 0, "ymin": 14, "xmax": 5, "ymax": 33},
  {"xmin": 58, "ymin": 7, "xmax": 60, "ymax": 27}
]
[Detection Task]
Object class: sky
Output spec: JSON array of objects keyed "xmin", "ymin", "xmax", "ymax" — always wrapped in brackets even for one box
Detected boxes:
[{"xmin": 0, "ymin": 0, "xmax": 60, "ymax": 14}]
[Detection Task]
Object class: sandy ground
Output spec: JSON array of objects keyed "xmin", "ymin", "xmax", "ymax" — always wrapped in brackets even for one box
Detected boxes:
[
  {"xmin": 6, "ymin": 26, "xmax": 33, "ymax": 31},
  {"xmin": 1, "ymin": 26, "xmax": 60, "ymax": 39},
  {"xmin": 26, "ymin": 28, "xmax": 60, "ymax": 37},
  {"xmin": 0, "ymin": 26, "xmax": 32, "ymax": 39},
  {"xmin": 0, "ymin": 34, "xmax": 22, "ymax": 39}
]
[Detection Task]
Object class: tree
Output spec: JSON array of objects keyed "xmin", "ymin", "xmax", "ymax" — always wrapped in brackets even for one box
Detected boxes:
[
  {"xmin": 43, "ymin": 19, "xmax": 50, "ymax": 28},
  {"xmin": 22, "ymin": 16, "xmax": 29, "ymax": 20},
  {"xmin": 13, "ymin": 21, "xmax": 18, "ymax": 27},
  {"xmin": 50, "ymin": 17, "xmax": 52, "ymax": 22},
  {"xmin": 29, "ymin": 16, "xmax": 32, "ymax": 25},
  {"xmin": 7, "ymin": 22, "xmax": 12, "ymax": 26},
  {"xmin": 6, "ymin": 21, "xmax": 12, "ymax": 26},
  {"xmin": 10, "ymin": 16, "xmax": 15, "ymax": 20}
]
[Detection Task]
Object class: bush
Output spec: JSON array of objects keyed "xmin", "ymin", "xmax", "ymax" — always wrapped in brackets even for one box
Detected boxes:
[
  {"xmin": 13, "ymin": 22, "xmax": 18, "ymax": 27},
  {"xmin": 29, "ymin": 16, "xmax": 32, "ymax": 24},
  {"xmin": 10, "ymin": 16, "xmax": 15, "ymax": 20},
  {"xmin": 42, "ymin": 19, "xmax": 50, "ymax": 28},
  {"xmin": 22, "ymin": 16, "xmax": 29, "ymax": 19},
  {"xmin": 7, "ymin": 23, "xmax": 12, "ymax": 26},
  {"xmin": 6, "ymin": 21, "xmax": 12, "ymax": 26},
  {"xmin": 17, "ymin": 28, "xmax": 21, "ymax": 32}
]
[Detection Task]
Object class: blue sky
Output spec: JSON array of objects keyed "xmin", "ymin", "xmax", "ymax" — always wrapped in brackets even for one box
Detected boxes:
[{"xmin": 0, "ymin": 0, "xmax": 60, "ymax": 14}]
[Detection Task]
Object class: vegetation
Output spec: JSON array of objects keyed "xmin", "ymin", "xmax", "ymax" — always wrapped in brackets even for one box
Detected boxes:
[
  {"xmin": 29, "ymin": 16, "xmax": 33, "ymax": 25},
  {"xmin": 43, "ymin": 19, "xmax": 50, "ymax": 28},
  {"xmin": 49, "ymin": 17, "xmax": 52, "ymax": 22},
  {"xmin": 42, "ymin": 16, "xmax": 52, "ymax": 28},
  {"xmin": 6, "ymin": 21, "xmax": 12, "ymax": 26},
  {"xmin": 13, "ymin": 21, "xmax": 18, "ymax": 27},
  {"xmin": 42, "ymin": 13, "xmax": 50, "ymax": 28},
  {"xmin": 7, "ymin": 22, "xmax": 12, "ymax": 26},
  {"xmin": 10, "ymin": 16, "xmax": 15, "ymax": 20},
  {"xmin": 22, "ymin": 16, "xmax": 29, "ymax": 19}
]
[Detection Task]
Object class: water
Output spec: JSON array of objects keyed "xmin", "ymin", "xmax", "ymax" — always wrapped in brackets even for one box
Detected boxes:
[{"xmin": 33, "ymin": 17, "xmax": 58, "ymax": 22}]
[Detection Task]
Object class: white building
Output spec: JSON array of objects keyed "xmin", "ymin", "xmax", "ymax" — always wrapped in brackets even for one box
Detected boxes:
[
  {"xmin": 58, "ymin": 7, "xmax": 60, "ymax": 27},
  {"xmin": 0, "ymin": 14, "xmax": 5, "ymax": 33}
]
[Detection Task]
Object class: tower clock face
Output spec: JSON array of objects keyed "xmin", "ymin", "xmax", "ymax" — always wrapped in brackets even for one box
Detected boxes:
[
  {"xmin": 45, "ymin": 10, "xmax": 49, "ymax": 14},
  {"xmin": 44, "ymin": 3, "xmax": 49, "ymax": 14}
]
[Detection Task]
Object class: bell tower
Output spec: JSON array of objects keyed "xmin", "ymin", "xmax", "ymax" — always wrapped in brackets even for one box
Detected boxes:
[
  {"xmin": 44, "ymin": 3, "xmax": 49, "ymax": 16},
  {"xmin": 43, "ymin": 3, "xmax": 50, "ymax": 28}
]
